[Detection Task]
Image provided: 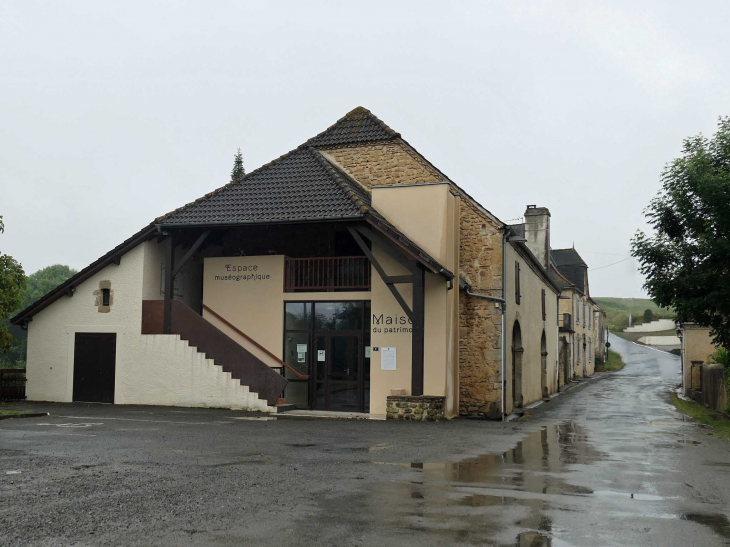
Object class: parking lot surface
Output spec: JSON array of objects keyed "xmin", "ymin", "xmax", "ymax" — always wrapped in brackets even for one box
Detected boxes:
[{"xmin": 2, "ymin": 336, "xmax": 730, "ymax": 546}]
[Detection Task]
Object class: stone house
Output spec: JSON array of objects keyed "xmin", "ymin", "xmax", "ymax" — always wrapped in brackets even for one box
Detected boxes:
[
  {"xmin": 12, "ymin": 106, "xmax": 560, "ymax": 420},
  {"xmin": 679, "ymin": 323, "xmax": 717, "ymax": 397},
  {"xmin": 546, "ymin": 246, "xmax": 603, "ymax": 381}
]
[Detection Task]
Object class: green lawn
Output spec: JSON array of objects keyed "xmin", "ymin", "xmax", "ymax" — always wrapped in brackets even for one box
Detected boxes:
[
  {"xmin": 596, "ymin": 349, "xmax": 625, "ymax": 372},
  {"xmin": 672, "ymin": 396, "xmax": 730, "ymax": 442}
]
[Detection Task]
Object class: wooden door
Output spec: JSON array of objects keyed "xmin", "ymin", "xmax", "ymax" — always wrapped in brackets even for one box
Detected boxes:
[{"xmin": 73, "ymin": 333, "xmax": 116, "ymax": 403}]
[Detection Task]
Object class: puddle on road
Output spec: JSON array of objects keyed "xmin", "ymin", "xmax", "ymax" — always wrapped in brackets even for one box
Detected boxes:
[
  {"xmin": 358, "ymin": 422, "xmax": 603, "ymax": 544},
  {"xmin": 374, "ymin": 422, "xmax": 603, "ymax": 497},
  {"xmin": 301, "ymin": 421, "xmax": 723, "ymax": 545},
  {"xmin": 517, "ymin": 531, "xmax": 551, "ymax": 546},
  {"xmin": 683, "ymin": 513, "xmax": 730, "ymax": 540}
]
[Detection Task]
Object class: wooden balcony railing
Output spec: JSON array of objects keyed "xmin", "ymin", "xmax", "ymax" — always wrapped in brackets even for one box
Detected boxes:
[{"xmin": 284, "ymin": 256, "xmax": 370, "ymax": 292}]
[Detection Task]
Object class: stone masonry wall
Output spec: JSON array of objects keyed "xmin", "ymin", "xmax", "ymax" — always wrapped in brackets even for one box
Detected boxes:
[
  {"xmin": 386, "ymin": 395, "xmax": 446, "ymax": 421},
  {"xmin": 320, "ymin": 140, "xmax": 441, "ymax": 189},
  {"xmin": 458, "ymin": 199, "xmax": 504, "ymax": 418}
]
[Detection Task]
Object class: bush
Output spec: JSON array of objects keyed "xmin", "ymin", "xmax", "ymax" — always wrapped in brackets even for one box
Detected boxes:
[{"xmin": 710, "ymin": 348, "xmax": 730, "ymax": 414}]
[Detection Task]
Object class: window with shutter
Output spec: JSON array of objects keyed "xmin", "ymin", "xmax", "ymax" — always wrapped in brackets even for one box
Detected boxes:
[{"xmin": 541, "ymin": 289, "xmax": 546, "ymax": 321}]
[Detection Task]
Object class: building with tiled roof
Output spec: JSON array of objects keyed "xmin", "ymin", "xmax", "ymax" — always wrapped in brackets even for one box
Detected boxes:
[
  {"xmin": 512, "ymin": 206, "xmax": 607, "ymax": 383},
  {"xmin": 13, "ymin": 107, "xmax": 565, "ymax": 419}
]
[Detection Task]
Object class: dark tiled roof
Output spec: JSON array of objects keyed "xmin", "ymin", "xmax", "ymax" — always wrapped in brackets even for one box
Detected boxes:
[
  {"xmin": 551, "ymin": 248, "xmax": 587, "ymax": 267},
  {"xmin": 548, "ymin": 262, "xmax": 573, "ymax": 291},
  {"xmin": 508, "ymin": 223, "xmax": 525, "ymax": 237},
  {"xmin": 551, "ymin": 249, "xmax": 587, "ymax": 293},
  {"xmin": 306, "ymin": 106, "xmax": 399, "ymax": 147},
  {"xmin": 159, "ymin": 107, "xmax": 397, "ymax": 227},
  {"xmin": 160, "ymin": 148, "xmax": 367, "ymax": 226}
]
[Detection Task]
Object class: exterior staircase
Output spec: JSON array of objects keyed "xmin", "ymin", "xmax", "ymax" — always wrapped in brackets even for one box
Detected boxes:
[{"xmin": 141, "ymin": 300, "xmax": 287, "ymax": 406}]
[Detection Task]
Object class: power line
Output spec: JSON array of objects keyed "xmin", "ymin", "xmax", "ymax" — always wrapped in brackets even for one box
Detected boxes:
[{"xmin": 589, "ymin": 257, "xmax": 632, "ymax": 271}]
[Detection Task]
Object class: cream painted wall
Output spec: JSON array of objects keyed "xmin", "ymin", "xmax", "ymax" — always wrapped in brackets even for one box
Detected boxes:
[
  {"xmin": 370, "ymin": 183, "xmax": 460, "ymax": 417},
  {"xmin": 504, "ymin": 244, "xmax": 559, "ymax": 414},
  {"xmin": 25, "ymin": 241, "xmax": 271, "ymax": 411},
  {"xmin": 558, "ymin": 289, "xmax": 577, "ymax": 379},
  {"xmin": 682, "ymin": 325, "xmax": 716, "ymax": 393},
  {"xmin": 201, "ymin": 255, "xmax": 371, "ymax": 360},
  {"xmin": 203, "ymin": 255, "xmax": 286, "ymax": 358},
  {"xmin": 569, "ymin": 294, "xmax": 597, "ymax": 377},
  {"xmin": 369, "ymin": 248, "xmax": 414, "ymax": 414},
  {"xmin": 371, "ymin": 183, "xmax": 451, "ymax": 265}
]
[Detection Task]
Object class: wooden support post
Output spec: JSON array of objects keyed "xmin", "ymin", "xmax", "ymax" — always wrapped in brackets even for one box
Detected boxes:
[
  {"xmin": 163, "ymin": 234, "xmax": 174, "ymax": 334},
  {"xmin": 172, "ymin": 230, "xmax": 210, "ymax": 278},
  {"xmin": 348, "ymin": 226, "xmax": 413, "ymax": 319},
  {"xmin": 411, "ymin": 265, "xmax": 425, "ymax": 396}
]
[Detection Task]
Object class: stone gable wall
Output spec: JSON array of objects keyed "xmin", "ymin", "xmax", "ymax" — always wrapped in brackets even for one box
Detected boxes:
[
  {"xmin": 320, "ymin": 140, "xmax": 441, "ymax": 189},
  {"xmin": 458, "ymin": 199, "xmax": 504, "ymax": 418}
]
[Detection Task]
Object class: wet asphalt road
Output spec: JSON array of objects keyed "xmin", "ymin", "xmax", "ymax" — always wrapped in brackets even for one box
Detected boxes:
[{"xmin": 1, "ymin": 336, "xmax": 730, "ymax": 546}]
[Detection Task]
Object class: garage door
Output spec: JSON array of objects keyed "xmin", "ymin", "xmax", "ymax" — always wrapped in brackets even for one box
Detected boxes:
[{"xmin": 73, "ymin": 333, "xmax": 117, "ymax": 403}]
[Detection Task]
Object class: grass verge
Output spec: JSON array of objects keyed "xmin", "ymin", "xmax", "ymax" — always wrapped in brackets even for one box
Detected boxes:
[
  {"xmin": 672, "ymin": 395, "xmax": 730, "ymax": 442},
  {"xmin": 596, "ymin": 349, "xmax": 625, "ymax": 372},
  {"xmin": 0, "ymin": 409, "xmax": 37, "ymax": 417}
]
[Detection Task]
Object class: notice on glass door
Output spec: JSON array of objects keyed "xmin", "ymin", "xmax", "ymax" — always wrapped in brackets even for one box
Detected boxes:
[{"xmin": 380, "ymin": 347, "xmax": 396, "ymax": 370}]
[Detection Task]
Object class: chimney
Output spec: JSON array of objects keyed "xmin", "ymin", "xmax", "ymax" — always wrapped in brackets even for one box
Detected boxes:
[{"xmin": 524, "ymin": 205, "xmax": 551, "ymax": 271}]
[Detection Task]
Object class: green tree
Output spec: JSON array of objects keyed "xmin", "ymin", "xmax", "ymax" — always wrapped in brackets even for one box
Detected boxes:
[
  {"xmin": 231, "ymin": 148, "xmax": 245, "ymax": 183},
  {"xmin": 643, "ymin": 309, "xmax": 654, "ymax": 323},
  {"xmin": 631, "ymin": 117, "xmax": 730, "ymax": 349},
  {"xmin": 0, "ymin": 215, "xmax": 26, "ymax": 354},
  {"xmin": 0, "ymin": 264, "xmax": 77, "ymax": 367}
]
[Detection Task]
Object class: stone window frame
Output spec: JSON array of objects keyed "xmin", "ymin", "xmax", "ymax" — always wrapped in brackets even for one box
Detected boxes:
[{"xmin": 94, "ymin": 280, "xmax": 114, "ymax": 313}]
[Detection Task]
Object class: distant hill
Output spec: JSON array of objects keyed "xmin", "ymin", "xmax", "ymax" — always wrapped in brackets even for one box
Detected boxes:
[{"xmin": 593, "ymin": 297, "xmax": 675, "ymax": 332}]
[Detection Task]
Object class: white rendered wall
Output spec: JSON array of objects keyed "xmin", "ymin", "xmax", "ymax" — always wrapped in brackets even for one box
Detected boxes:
[
  {"xmin": 624, "ymin": 319, "xmax": 676, "ymax": 333},
  {"xmin": 25, "ymin": 240, "xmax": 271, "ymax": 411}
]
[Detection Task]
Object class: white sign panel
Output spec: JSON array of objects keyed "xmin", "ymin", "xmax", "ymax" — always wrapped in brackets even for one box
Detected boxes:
[
  {"xmin": 297, "ymin": 352, "xmax": 306, "ymax": 363},
  {"xmin": 381, "ymin": 347, "xmax": 397, "ymax": 370},
  {"xmin": 297, "ymin": 344, "xmax": 307, "ymax": 353},
  {"xmin": 318, "ymin": 350, "xmax": 326, "ymax": 362}
]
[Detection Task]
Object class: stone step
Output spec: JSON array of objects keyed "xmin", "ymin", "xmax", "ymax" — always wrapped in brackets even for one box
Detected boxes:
[{"xmin": 274, "ymin": 404, "xmax": 297, "ymax": 413}]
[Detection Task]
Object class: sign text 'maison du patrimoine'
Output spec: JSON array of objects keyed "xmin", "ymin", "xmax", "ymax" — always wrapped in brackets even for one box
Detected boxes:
[{"xmin": 372, "ymin": 313, "xmax": 412, "ymax": 334}]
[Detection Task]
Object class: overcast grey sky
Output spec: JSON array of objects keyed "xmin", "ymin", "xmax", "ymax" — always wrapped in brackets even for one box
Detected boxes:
[{"xmin": 2, "ymin": 1, "xmax": 728, "ymax": 297}]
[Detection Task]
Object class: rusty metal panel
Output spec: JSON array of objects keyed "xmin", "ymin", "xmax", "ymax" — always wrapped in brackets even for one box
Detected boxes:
[{"xmin": 141, "ymin": 300, "xmax": 164, "ymax": 334}]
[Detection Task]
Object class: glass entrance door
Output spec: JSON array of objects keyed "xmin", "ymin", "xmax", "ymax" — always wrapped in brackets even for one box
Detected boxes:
[
  {"xmin": 284, "ymin": 300, "xmax": 370, "ymax": 413},
  {"xmin": 313, "ymin": 334, "xmax": 360, "ymax": 411}
]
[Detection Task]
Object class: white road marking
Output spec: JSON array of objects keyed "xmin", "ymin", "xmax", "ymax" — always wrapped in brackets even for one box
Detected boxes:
[
  {"xmin": 57, "ymin": 415, "xmax": 231, "ymax": 425},
  {"xmin": 36, "ymin": 422, "xmax": 103, "ymax": 428}
]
